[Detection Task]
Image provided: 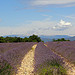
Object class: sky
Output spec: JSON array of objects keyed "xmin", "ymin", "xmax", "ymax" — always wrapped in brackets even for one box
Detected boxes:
[{"xmin": 0, "ymin": 0, "xmax": 75, "ymax": 36}]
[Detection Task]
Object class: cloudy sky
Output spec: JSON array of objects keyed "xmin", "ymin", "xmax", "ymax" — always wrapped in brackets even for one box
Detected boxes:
[{"xmin": 0, "ymin": 0, "xmax": 75, "ymax": 36}]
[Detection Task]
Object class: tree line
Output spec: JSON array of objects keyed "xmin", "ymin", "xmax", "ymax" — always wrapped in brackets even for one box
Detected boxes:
[
  {"xmin": 53, "ymin": 38, "xmax": 70, "ymax": 42},
  {"xmin": 0, "ymin": 34, "xmax": 43, "ymax": 43}
]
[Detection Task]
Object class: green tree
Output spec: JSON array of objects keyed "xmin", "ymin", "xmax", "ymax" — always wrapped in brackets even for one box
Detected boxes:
[
  {"xmin": 61, "ymin": 38, "xmax": 66, "ymax": 41},
  {"xmin": 0, "ymin": 36, "xmax": 5, "ymax": 43},
  {"xmin": 23, "ymin": 37, "xmax": 29, "ymax": 42},
  {"xmin": 53, "ymin": 38, "xmax": 70, "ymax": 42},
  {"xmin": 0, "ymin": 34, "xmax": 43, "ymax": 43},
  {"xmin": 29, "ymin": 34, "xmax": 42, "ymax": 42},
  {"xmin": 53, "ymin": 39, "xmax": 56, "ymax": 42},
  {"xmin": 57, "ymin": 39, "xmax": 61, "ymax": 41}
]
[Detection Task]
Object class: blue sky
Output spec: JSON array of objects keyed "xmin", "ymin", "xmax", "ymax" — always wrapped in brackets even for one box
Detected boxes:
[{"xmin": 0, "ymin": 0, "xmax": 75, "ymax": 36}]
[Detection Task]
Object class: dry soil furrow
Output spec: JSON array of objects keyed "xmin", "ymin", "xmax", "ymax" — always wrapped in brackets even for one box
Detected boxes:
[
  {"xmin": 44, "ymin": 44, "xmax": 75, "ymax": 75},
  {"xmin": 16, "ymin": 44, "xmax": 37, "ymax": 75}
]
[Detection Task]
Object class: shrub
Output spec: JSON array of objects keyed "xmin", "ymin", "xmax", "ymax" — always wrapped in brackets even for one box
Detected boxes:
[
  {"xmin": 53, "ymin": 38, "xmax": 70, "ymax": 42},
  {"xmin": 0, "ymin": 60, "xmax": 13, "ymax": 75},
  {"xmin": 35, "ymin": 59, "xmax": 67, "ymax": 75}
]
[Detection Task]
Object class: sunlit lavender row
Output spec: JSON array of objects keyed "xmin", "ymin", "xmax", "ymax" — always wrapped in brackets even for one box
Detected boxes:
[
  {"xmin": 33, "ymin": 42, "xmax": 65, "ymax": 73},
  {"xmin": 45, "ymin": 41, "xmax": 75, "ymax": 64},
  {"xmin": 0, "ymin": 42, "xmax": 37, "ymax": 74}
]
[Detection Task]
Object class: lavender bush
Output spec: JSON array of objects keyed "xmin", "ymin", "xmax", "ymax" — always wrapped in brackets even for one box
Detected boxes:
[
  {"xmin": 33, "ymin": 42, "xmax": 66, "ymax": 74},
  {"xmin": 45, "ymin": 41, "xmax": 75, "ymax": 64},
  {"xmin": 0, "ymin": 42, "xmax": 37, "ymax": 75}
]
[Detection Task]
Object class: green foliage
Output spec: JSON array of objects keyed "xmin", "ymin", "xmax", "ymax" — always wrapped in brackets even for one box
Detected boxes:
[
  {"xmin": 0, "ymin": 34, "xmax": 42, "ymax": 43},
  {"xmin": 23, "ymin": 37, "xmax": 29, "ymax": 42},
  {"xmin": 35, "ymin": 59, "xmax": 67, "ymax": 75},
  {"xmin": 53, "ymin": 38, "xmax": 70, "ymax": 42},
  {"xmin": 29, "ymin": 34, "xmax": 42, "ymax": 42},
  {"xmin": 0, "ymin": 61, "xmax": 12, "ymax": 75},
  {"xmin": 0, "ymin": 36, "xmax": 5, "ymax": 43}
]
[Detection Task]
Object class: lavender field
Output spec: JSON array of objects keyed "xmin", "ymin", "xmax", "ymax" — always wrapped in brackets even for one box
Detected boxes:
[
  {"xmin": 33, "ymin": 42, "xmax": 66, "ymax": 75},
  {"xmin": 45, "ymin": 41, "xmax": 75, "ymax": 64},
  {"xmin": 0, "ymin": 42, "xmax": 37, "ymax": 75},
  {"xmin": 0, "ymin": 42, "xmax": 75, "ymax": 75}
]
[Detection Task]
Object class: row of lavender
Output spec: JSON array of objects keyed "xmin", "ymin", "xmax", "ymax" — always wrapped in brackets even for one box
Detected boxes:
[
  {"xmin": 33, "ymin": 42, "xmax": 65, "ymax": 73},
  {"xmin": 0, "ymin": 42, "xmax": 37, "ymax": 74},
  {"xmin": 0, "ymin": 43, "xmax": 25, "ymax": 54},
  {"xmin": 45, "ymin": 41, "xmax": 75, "ymax": 64}
]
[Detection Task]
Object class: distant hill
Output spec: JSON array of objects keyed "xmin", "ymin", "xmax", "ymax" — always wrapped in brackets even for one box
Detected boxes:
[
  {"xmin": 40, "ymin": 38, "xmax": 52, "ymax": 42},
  {"xmin": 40, "ymin": 35, "xmax": 71, "ymax": 42},
  {"xmin": 40, "ymin": 35, "xmax": 71, "ymax": 39},
  {"xmin": 68, "ymin": 36, "xmax": 75, "ymax": 41},
  {"xmin": 3, "ymin": 35, "xmax": 29, "ymax": 38}
]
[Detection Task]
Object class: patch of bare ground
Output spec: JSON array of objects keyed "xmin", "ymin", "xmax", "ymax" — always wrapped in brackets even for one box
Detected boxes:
[
  {"xmin": 44, "ymin": 44, "xmax": 75, "ymax": 75},
  {"xmin": 16, "ymin": 44, "xmax": 37, "ymax": 75}
]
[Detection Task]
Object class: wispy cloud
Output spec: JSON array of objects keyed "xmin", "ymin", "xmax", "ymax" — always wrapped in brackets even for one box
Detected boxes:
[
  {"xmin": 53, "ymin": 20, "xmax": 72, "ymax": 30},
  {"xmin": 18, "ymin": 0, "xmax": 75, "ymax": 9},
  {"xmin": 0, "ymin": 19, "xmax": 74, "ymax": 36},
  {"xmin": 0, "ymin": 18, "xmax": 55, "ymax": 36},
  {"xmin": 63, "ymin": 3, "xmax": 75, "ymax": 7},
  {"xmin": 65, "ymin": 15, "xmax": 75, "ymax": 19},
  {"xmin": 31, "ymin": 0, "xmax": 75, "ymax": 7}
]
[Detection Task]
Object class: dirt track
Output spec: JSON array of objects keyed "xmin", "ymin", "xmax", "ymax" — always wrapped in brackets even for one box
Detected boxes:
[{"xmin": 16, "ymin": 44, "xmax": 37, "ymax": 75}]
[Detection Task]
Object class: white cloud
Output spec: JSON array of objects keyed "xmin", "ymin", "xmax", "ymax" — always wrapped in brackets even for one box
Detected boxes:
[
  {"xmin": 19, "ymin": 0, "xmax": 75, "ymax": 8},
  {"xmin": 0, "ymin": 18, "xmax": 56, "ymax": 36},
  {"xmin": 26, "ymin": 19, "xmax": 55, "ymax": 35},
  {"xmin": 0, "ymin": 18, "xmax": 74, "ymax": 36},
  {"xmin": 63, "ymin": 3, "xmax": 75, "ymax": 7},
  {"xmin": 0, "ymin": 26, "xmax": 32, "ymax": 36},
  {"xmin": 65, "ymin": 15, "xmax": 75, "ymax": 19},
  {"xmin": 53, "ymin": 20, "xmax": 72, "ymax": 30},
  {"xmin": 31, "ymin": 0, "xmax": 75, "ymax": 7}
]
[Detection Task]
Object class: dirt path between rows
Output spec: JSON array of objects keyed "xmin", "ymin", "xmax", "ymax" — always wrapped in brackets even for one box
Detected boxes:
[
  {"xmin": 16, "ymin": 44, "xmax": 37, "ymax": 75},
  {"xmin": 44, "ymin": 44, "xmax": 75, "ymax": 75}
]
